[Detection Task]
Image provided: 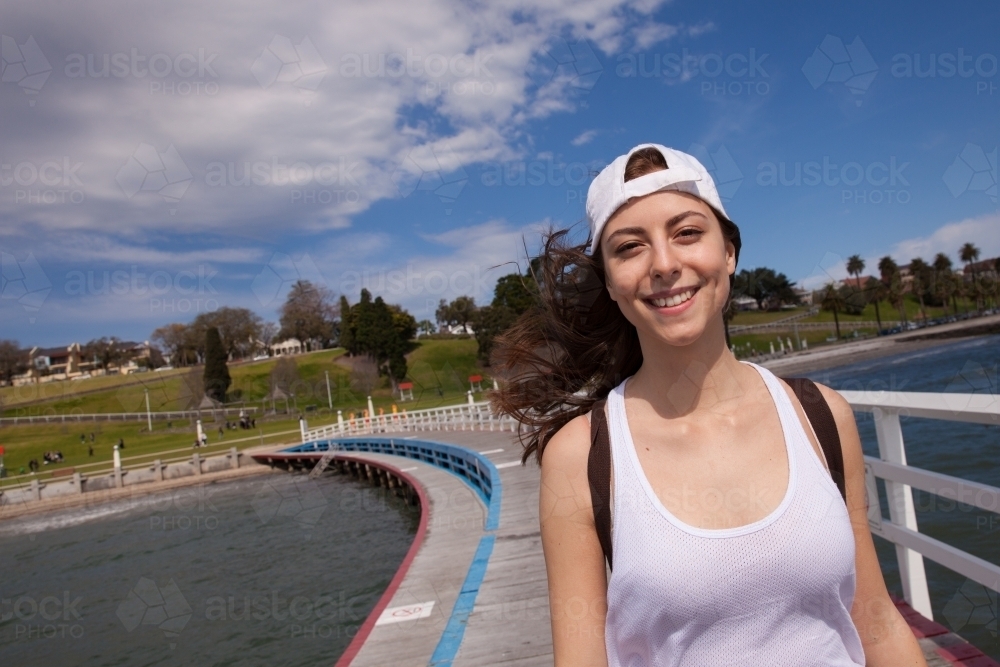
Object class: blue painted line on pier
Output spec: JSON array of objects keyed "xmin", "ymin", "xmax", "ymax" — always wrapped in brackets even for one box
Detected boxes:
[
  {"xmin": 428, "ymin": 533, "xmax": 496, "ymax": 667},
  {"xmin": 282, "ymin": 436, "xmax": 506, "ymax": 663}
]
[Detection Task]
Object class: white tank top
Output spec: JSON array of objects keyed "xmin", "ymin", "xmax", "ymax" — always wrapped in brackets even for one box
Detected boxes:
[{"xmin": 604, "ymin": 361, "xmax": 866, "ymax": 666}]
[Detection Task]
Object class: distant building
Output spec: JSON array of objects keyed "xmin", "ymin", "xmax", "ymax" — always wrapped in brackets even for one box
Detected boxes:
[
  {"xmin": 792, "ymin": 287, "xmax": 813, "ymax": 306},
  {"xmin": 442, "ymin": 324, "xmax": 475, "ymax": 335},
  {"xmin": 270, "ymin": 338, "xmax": 304, "ymax": 356},
  {"xmin": 732, "ymin": 296, "xmax": 758, "ymax": 311},
  {"xmin": 963, "ymin": 257, "xmax": 999, "ymax": 282}
]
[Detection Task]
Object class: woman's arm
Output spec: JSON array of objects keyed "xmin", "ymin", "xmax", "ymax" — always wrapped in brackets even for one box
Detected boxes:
[
  {"xmin": 817, "ymin": 384, "xmax": 929, "ymax": 667},
  {"xmin": 539, "ymin": 413, "xmax": 610, "ymax": 667}
]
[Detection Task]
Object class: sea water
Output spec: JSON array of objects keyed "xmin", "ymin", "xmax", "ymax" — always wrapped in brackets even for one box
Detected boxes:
[
  {"xmin": 805, "ymin": 333, "xmax": 999, "ymax": 658},
  {"xmin": 0, "ymin": 472, "xmax": 418, "ymax": 666}
]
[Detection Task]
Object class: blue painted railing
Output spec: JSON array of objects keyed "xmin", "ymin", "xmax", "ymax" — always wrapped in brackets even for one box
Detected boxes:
[{"xmin": 280, "ymin": 437, "xmax": 502, "ymax": 532}]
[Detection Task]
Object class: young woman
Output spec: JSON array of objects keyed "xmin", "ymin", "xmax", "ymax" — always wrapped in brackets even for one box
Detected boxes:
[{"xmin": 490, "ymin": 144, "xmax": 928, "ymax": 666}]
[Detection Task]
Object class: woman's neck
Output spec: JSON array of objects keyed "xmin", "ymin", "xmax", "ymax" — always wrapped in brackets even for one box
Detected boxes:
[{"xmin": 627, "ymin": 324, "xmax": 751, "ymax": 419}]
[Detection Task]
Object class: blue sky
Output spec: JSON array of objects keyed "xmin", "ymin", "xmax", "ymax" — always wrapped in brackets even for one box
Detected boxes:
[{"xmin": 1, "ymin": 0, "xmax": 998, "ymax": 347}]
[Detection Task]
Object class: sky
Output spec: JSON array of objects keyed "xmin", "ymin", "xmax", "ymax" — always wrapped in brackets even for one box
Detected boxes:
[{"xmin": 1, "ymin": 0, "xmax": 998, "ymax": 347}]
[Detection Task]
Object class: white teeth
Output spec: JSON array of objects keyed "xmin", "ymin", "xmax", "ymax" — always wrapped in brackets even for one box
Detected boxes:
[{"xmin": 651, "ymin": 289, "xmax": 694, "ymax": 308}]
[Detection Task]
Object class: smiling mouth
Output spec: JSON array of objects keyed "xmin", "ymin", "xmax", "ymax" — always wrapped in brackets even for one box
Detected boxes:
[{"xmin": 647, "ymin": 286, "xmax": 698, "ymax": 308}]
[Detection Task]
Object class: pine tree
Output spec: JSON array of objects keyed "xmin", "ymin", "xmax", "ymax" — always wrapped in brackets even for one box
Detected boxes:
[{"xmin": 203, "ymin": 326, "xmax": 231, "ymax": 402}]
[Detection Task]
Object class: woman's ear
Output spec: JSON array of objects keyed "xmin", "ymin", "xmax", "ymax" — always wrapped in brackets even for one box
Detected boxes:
[{"xmin": 725, "ymin": 239, "xmax": 737, "ymax": 276}]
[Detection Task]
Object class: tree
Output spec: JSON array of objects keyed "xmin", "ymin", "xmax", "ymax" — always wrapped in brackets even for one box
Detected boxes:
[
  {"xmin": 416, "ymin": 319, "xmax": 436, "ymax": 336},
  {"xmin": 84, "ymin": 337, "xmax": 125, "ymax": 373},
  {"xmin": 863, "ymin": 277, "xmax": 888, "ymax": 331},
  {"xmin": 258, "ymin": 321, "xmax": 279, "ymax": 354},
  {"xmin": 203, "ymin": 326, "xmax": 231, "ymax": 402},
  {"xmin": 846, "ymin": 255, "xmax": 865, "ymax": 290},
  {"xmin": 960, "ymin": 242, "xmax": 982, "ymax": 313},
  {"xmin": 878, "ymin": 256, "xmax": 906, "ymax": 324},
  {"xmin": 932, "ymin": 253, "xmax": 959, "ymax": 317},
  {"xmin": 278, "ymin": 280, "xmax": 339, "ymax": 349},
  {"xmin": 436, "ymin": 296, "xmax": 478, "ymax": 332},
  {"xmin": 736, "ymin": 267, "xmax": 797, "ymax": 311},
  {"xmin": 820, "ymin": 282, "xmax": 844, "ymax": 339},
  {"xmin": 342, "ymin": 289, "xmax": 414, "ymax": 383},
  {"xmin": 0, "ymin": 340, "xmax": 27, "ymax": 386},
  {"xmin": 338, "ymin": 295, "xmax": 354, "ymax": 351},
  {"xmin": 908, "ymin": 258, "xmax": 932, "ymax": 323},
  {"xmin": 474, "ymin": 272, "xmax": 540, "ymax": 364},
  {"xmin": 194, "ymin": 307, "xmax": 264, "ymax": 360}
]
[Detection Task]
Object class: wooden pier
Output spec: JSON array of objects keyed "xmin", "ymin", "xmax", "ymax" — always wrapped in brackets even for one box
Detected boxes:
[{"xmin": 254, "ymin": 430, "xmax": 998, "ymax": 667}]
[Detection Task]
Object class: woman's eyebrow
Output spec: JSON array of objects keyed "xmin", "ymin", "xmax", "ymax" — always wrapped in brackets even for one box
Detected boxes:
[{"xmin": 606, "ymin": 211, "xmax": 706, "ymax": 242}]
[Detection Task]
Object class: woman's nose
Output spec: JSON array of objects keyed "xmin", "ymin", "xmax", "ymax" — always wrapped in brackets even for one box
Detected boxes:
[{"xmin": 649, "ymin": 238, "xmax": 681, "ymax": 279}]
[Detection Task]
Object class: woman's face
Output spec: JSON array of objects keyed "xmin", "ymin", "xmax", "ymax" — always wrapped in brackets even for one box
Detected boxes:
[{"xmin": 599, "ymin": 189, "xmax": 736, "ymax": 348}]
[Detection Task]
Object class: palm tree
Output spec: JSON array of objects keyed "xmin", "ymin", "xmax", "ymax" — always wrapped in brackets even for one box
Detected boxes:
[
  {"xmin": 908, "ymin": 258, "xmax": 931, "ymax": 323},
  {"xmin": 820, "ymin": 282, "xmax": 845, "ymax": 339},
  {"xmin": 960, "ymin": 242, "xmax": 982, "ymax": 313},
  {"xmin": 846, "ymin": 254, "xmax": 877, "ymax": 329},
  {"xmin": 878, "ymin": 256, "xmax": 906, "ymax": 324},
  {"xmin": 932, "ymin": 253, "xmax": 958, "ymax": 317},
  {"xmin": 864, "ymin": 277, "xmax": 887, "ymax": 331}
]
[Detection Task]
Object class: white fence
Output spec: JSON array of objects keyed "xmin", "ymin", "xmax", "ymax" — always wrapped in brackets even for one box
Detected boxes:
[
  {"xmin": 840, "ymin": 389, "xmax": 1000, "ymax": 621},
  {"xmin": 302, "ymin": 401, "xmax": 518, "ymax": 441},
  {"xmin": 303, "ymin": 390, "xmax": 1000, "ymax": 623},
  {"xmin": 0, "ymin": 407, "xmax": 259, "ymax": 425}
]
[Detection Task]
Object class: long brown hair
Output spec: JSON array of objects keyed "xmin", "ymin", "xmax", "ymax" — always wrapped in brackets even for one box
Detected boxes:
[{"xmin": 488, "ymin": 147, "xmax": 741, "ymax": 465}]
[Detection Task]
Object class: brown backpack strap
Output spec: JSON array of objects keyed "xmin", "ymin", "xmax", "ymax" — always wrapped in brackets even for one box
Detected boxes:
[
  {"xmin": 781, "ymin": 377, "xmax": 847, "ymax": 504},
  {"xmin": 587, "ymin": 398, "xmax": 614, "ymax": 571}
]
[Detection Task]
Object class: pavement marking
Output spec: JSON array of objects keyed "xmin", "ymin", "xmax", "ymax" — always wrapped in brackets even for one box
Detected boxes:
[
  {"xmin": 375, "ymin": 601, "xmax": 435, "ymax": 625},
  {"xmin": 480, "ymin": 448, "xmax": 505, "ymax": 455},
  {"xmin": 495, "ymin": 460, "xmax": 523, "ymax": 469}
]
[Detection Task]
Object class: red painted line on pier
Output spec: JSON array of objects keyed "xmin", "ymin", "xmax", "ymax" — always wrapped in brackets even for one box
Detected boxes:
[{"xmin": 331, "ymin": 454, "xmax": 429, "ymax": 667}]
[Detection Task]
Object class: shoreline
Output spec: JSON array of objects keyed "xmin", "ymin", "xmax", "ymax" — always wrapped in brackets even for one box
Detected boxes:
[
  {"xmin": 758, "ymin": 313, "xmax": 1000, "ymax": 376},
  {"xmin": 0, "ymin": 461, "xmax": 277, "ymax": 522},
  {"xmin": 757, "ymin": 335, "xmax": 975, "ymax": 376}
]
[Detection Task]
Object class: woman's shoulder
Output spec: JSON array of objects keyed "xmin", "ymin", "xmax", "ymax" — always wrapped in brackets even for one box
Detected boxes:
[{"xmin": 540, "ymin": 411, "xmax": 593, "ymax": 477}]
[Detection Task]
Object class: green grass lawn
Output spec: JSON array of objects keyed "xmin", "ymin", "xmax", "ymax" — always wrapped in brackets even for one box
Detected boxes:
[
  {"xmin": 0, "ymin": 340, "xmax": 494, "ymax": 482},
  {"xmin": 0, "ymin": 414, "xmax": 304, "ymax": 489}
]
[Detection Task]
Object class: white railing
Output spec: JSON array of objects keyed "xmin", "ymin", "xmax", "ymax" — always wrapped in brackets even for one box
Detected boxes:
[
  {"xmin": 0, "ymin": 407, "xmax": 259, "ymax": 425},
  {"xmin": 840, "ymin": 389, "xmax": 1000, "ymax": 621},
  {"xmin": 302, "ymin": 400, "xmax": 518, "ymax": 441}
]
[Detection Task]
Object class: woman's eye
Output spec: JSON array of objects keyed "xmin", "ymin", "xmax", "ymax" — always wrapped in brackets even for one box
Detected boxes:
[
  {"xmin": 615, "ymin": 242, "xmax": 640, "ymax": 253},
  {"xmin": 678, "ymin": 228, "xmax": 703, "ymax": 239}
]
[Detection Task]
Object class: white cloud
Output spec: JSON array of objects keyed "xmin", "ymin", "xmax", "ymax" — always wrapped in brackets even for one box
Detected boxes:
[
  {"xmin": 633, "ymin": 22, "xmax": 679, "ymax": 49},
  {"xmin": 1, "ymin": 0, "xmax": 672, "ymax": 239},
  {"xmin": 889, "ymin": 212, "xmax": 1000, "ymax": 263},
  {"xmin": 571, "ymin": 129, "xmax": 598, "ymax": 146}
]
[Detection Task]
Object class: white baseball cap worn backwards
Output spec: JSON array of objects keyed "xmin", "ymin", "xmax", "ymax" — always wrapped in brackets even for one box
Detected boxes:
[{"xmin": 585, "ymin": 143, "xmax": 740, "ymax": 265}]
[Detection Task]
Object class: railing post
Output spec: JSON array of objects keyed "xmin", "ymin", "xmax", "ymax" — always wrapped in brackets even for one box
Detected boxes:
[{"xmin": 873, "ymin": 408, "xmax": 932, "ymax": 618}]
